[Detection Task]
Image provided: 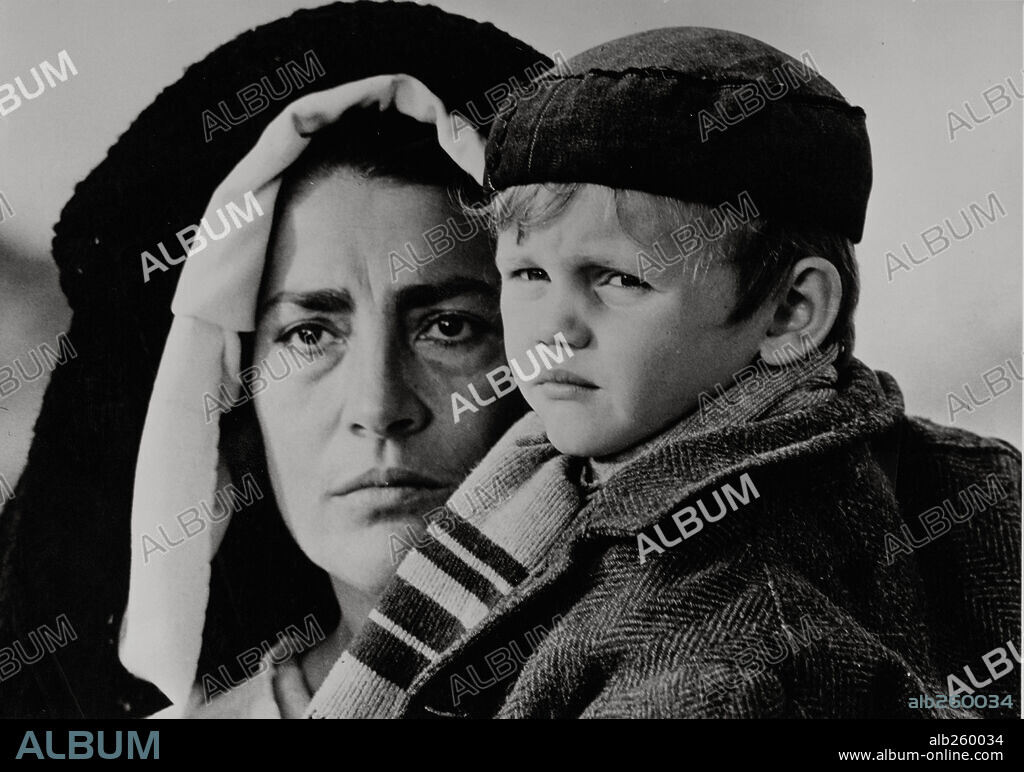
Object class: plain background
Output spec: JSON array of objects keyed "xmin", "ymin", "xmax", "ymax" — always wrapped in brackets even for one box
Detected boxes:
[{"xmin": 0, "ymin": 0, "xmax": 1021, "ymax": 488}]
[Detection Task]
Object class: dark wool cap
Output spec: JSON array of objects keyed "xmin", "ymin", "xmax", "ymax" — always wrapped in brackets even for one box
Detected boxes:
[{"xmin": 485, "ymin": 27, "xmax": 872, "ymax": 242}]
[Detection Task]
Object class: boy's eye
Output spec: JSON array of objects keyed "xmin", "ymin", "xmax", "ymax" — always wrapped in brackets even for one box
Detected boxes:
[
  {"xmin": 510, "ymin": 268, "xmax": 549, "ymax": 282},
  {"xmin": 604, "ymin": 272, "xmax": 651, "ymax": 289}
]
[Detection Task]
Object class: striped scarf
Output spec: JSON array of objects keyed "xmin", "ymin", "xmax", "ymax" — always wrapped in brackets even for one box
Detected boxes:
[{"xmin": 304, "ymin": 345, "xmax": 839, "ymax": 718}]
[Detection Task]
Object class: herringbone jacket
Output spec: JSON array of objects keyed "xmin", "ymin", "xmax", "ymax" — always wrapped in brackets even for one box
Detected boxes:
[{"xmin": 389, "ymin": 361, "xmax": 1021, "ymax": 718}]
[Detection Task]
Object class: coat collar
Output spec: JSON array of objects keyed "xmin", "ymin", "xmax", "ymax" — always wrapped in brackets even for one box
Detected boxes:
[
  {"xmin": 404, "ymin": 360, "xmax": 907, "ymax": 709},
  {"xmin": 577, "ymin": 359, "xmax": 906, "ymax": 537}
]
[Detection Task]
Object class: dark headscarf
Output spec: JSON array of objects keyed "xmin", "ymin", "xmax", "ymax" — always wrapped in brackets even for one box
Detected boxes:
[{"xmin": 0, "ymin": 0, "xmax": 546, "ymax": 718}]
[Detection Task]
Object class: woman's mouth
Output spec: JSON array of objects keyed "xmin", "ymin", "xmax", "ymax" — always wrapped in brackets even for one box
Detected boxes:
[{"xmin": 331, "ymin": 468, "xmax": 450, "ymax": 497}]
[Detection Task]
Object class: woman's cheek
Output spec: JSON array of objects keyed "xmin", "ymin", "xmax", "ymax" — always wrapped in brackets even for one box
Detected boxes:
[
  {"xmin": 416, "ymin": 337, "xmax": 506, "ymax": 380},
  {"xmin": 251, "ymin": 357, "xmax": 329, "ymax": 470},
  {"xmin": 433, "ymin": 348, "xmax": 512, "ymax": 402}
]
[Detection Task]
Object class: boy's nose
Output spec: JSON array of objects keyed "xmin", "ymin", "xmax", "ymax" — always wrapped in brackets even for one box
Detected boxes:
[
  {"xmin": 339, "ymin": 335, "xmax": 429, "ymax": 440},
  {"xmin": 534, "ymin": 290, "xmax": 591, "ymax": 350}
]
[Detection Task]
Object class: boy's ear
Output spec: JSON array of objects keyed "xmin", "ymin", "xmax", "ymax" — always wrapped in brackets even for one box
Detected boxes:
[{"xmin": 758, "ymin": 257, "xmax": 842, "ymax": 366}]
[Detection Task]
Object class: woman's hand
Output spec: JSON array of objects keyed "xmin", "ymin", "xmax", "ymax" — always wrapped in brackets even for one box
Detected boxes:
[{"xmin": 272, "ymin": 656, "xmax": 313, "ymax": 719}]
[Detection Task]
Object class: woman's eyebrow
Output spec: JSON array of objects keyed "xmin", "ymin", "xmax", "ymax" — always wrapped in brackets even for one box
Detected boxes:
[
  {"xmin": 258, "ymin": 288, "xmax": 353, "ymax": 317},
  {"xmin": 395, "ymin": 278, "xmax": 498, "ymax": 311}
]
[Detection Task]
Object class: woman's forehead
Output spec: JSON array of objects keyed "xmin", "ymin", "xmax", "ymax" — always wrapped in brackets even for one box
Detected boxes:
[{"xmin": 262, "ymin": 173, "xmax": 497, "ymax": 307}]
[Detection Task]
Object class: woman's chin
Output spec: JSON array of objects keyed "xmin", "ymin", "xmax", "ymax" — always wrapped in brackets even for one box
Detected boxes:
[{"xmin": 296, "ymin": 516, "xmax": 429, "ymax": 593}]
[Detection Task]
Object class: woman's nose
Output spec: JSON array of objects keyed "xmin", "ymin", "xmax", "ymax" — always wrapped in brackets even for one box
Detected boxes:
[{"xmin": 339, "ymin": 335, "xmax": 429, "ymax": 440}]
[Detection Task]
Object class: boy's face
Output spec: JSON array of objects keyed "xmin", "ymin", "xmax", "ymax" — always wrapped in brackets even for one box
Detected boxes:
[{"xmin": 496, "ymin": 185, "xmax": 770, "ymax": 459}]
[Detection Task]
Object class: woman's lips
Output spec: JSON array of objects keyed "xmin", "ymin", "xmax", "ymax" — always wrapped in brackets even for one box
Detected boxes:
[
  {"xmin": 328, "ymin": 469, "xmax": 455, "ymax": 521},
  {"xmin": 331, "ymin": 468, "xmax": 450, "ymax": 497}
]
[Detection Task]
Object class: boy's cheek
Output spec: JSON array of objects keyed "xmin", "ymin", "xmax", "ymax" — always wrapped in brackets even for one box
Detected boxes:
[
  {"xmin": 498, "ymin": 316, "xmax": 536, "ymax": 363},
  {"xmin": 612, "ymin": 339, "xmax": 712, "ymax": 421}
]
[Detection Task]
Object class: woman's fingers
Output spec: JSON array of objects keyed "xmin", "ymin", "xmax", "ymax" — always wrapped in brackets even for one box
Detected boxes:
[{"xmin": 273, "ymin": 657, "xmax": 313, "ymax": 719}]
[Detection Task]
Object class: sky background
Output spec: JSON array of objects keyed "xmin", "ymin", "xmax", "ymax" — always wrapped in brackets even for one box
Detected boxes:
[{"xmin": 0, "ymin": 0, "xmax": 1021, "ymax": 486}]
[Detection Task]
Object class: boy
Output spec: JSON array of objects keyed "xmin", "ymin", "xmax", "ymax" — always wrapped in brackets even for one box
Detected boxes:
[{"xmin": 305, "ymin": 27, "xmax": 1020, "ymax": 719}]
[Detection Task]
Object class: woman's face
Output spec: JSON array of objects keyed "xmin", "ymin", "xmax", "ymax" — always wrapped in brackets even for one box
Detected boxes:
[{"xmin": 254, "ymin": 170, "xmax": 516, "ymax": 595}]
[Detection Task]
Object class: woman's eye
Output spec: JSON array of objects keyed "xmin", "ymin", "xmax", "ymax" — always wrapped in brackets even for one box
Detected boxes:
[
  {"xmin": 510, "ymin": 268, "xmax": 549, "ymax": 282},
  {"xmin": 418, "ymin": 314, "xmax": 484, "ymax": 346},
  {"xmin": 604, "ymin": 272, "xmax": 651, "ymax": 289},
  {"xmin": 278, "ymin": 322, "xmax": 335, "ymax": 354}
]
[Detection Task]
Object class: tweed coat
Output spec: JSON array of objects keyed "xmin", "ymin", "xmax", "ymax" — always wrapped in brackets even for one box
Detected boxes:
[{"xmin": 388, "ymin": 361, "xmax": 1021, "ymax": 719}]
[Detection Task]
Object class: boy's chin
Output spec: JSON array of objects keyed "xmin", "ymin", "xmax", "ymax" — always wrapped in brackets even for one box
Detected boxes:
[
  {"xmin": 543, "ymin": 409, "xmax": 692, "ymax": 461},
  {"xmin": 544, "ymin": 424, "xmax": 632, "ymax": 459}
]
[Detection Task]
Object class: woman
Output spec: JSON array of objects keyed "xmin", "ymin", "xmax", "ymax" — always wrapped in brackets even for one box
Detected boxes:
[
  {"xmin": 0, "ymin": 1, "xmax": 543, "ymax": 718},
  {"xmin": 124, "ymin": 80, "xmax": 528, "ymax": 718}
]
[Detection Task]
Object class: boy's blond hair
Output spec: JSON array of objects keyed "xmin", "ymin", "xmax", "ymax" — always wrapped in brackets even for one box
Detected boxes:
[{"xmin": 476, "ymin": 183, "xmax": 860, "ymax": 364}]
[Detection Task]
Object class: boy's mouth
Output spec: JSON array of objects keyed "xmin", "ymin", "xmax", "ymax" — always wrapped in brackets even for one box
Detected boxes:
[
  {"xmin": 531, "ymin": 369, "xmax": 599, "ymax": 399},
  {"xmin": 533, "ymin": 369, "xmax": 597, "ymax": 387}
]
